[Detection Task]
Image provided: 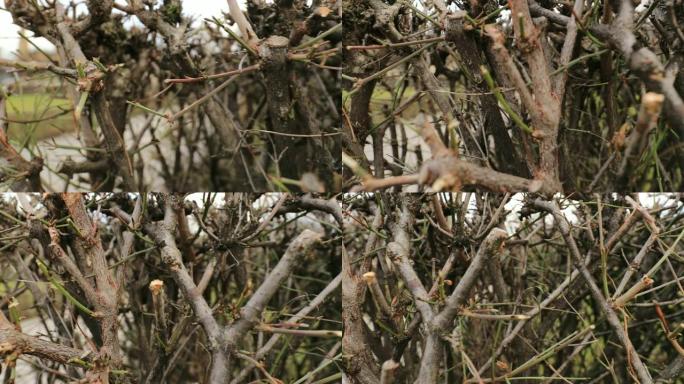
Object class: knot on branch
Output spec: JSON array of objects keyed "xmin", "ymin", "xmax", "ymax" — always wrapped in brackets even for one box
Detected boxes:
[
  {"xmin": 238, "ymin": 305, "xmax": 262, "ymax": 328},
  {"xmin": 6, "ymin": 0, "xmax": 55, "ymax": 33},
  {"xmin": 514, "ymin": 14, "xmax": 545, "ymax": 54},
  {"xmin": 483, "ymin": 228, "xmax": 508, "ymax": 254},
  {"xmin": 206, "ymin": 335, "xmax": 226, "ymax": 353},
  {"xmin": 0, "ymin": 341, "xmax": 17, "ymax": 357},
  {"xmin": 386, "ymin": 241, "xmax": 407, "ymax": 263},
  {"xmin": 629, "ymin": 48, "xmax": 665, "ymax": 82},
  {"xmin": 372, "ymin": 2, "xmax": 402, "ymax": 30},
  {"xmin": 74, "ymin": 60, "xmax": 122, "ymax": 93},
  {"xmin": 288, "ymin": 229, "xmax": 324, "ymax": 254},
  {"xmin": 163, "ymin": 193, "xmax": 184, "ymax": 211},
  {"xmin": 77, "ymin": 76, "xmax": 105, "ymax": 93},
  {"xmin": 160, "ymin": 244, "xmax": 181, "ymax": 268}
]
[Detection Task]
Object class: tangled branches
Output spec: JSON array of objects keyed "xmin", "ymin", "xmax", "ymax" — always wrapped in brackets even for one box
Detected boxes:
[
  {"xmin": 1, "ymin": 0, "xmax": 341, "ymax": 192},
  {"xmin": 342, "ymin": 193, "xmax": 684, "ymax": 383},
  {"xmin": 343, "ymin": 0, "xmax": 684, "ymax": 193},
  {"xmin": 0, "ymin": 193, "xmax": 341, "ymax": 383}
]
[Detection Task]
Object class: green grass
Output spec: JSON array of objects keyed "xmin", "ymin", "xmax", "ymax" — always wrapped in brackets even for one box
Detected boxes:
[
  {"xmin": 5, "ymin": 93, "xmax": 75, "ymax": 143},
  {"xmin": 343, "ymin": 86, "xmax": 422, "ymax": 125},
  {"xmin": 0, "ymin": 275, "xmax": 40, "ymax": 316},
  {"xmin": 344, "ymin": 82, "xmax": 468, "ymax": 126}
]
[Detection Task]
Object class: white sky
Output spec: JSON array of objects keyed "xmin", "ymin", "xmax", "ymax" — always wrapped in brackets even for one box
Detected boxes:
[{"xmin": 0, "ymin": 0, "xmax": 242, "ymax": 59}]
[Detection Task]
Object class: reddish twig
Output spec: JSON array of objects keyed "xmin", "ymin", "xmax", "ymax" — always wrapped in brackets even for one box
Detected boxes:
[{"xmin": 163, "ymin": 63, "xmax": 261, "ymax": 84}]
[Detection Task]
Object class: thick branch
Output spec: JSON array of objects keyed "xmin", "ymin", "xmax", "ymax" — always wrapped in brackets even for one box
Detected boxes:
[
  {"xmin": 59, "ymin": 193, "xmax": 120, "ymax": 376},
  {"xmin": 145, "ymin": 198, "xmax": 222, "ymax": 341},
  {"xmin": 144, "ymin": 195, "xmax": 227, "ymax": 382},
  {"xmin": 533, "ymin": 198, "xmax": 654, "ymax": 384},
  {"xmin": 387, "ymin": 203, "xmax": 434, "ymax": 321},
  {"xmin": 0, "ymin": 58, "xmax": 78, "ymax": 78},
  {"xmin": 291, "ymin": 195, "xmax": 344, "ymax": 228},
  {"xmin": 432, "ymin": 228, "xmax": 508, "ymax": 331},
  {"xmin": 531, "ymin": 0, "xmax": 684, "ymax": 134},
  {"xmin": 342, "ymin": 210, "xmax": 384, "ymax": 384},
  {"xmin": 0, "ymin": 323, "xmax": 90, "ymax": 367},
  {"xmin": 418, "ymin": 156, "xmax": 543, "ymax": 193},
  {"xmin": 225, "ymin": 229, "xmax": 323, "ymax": 348},
  {"xmin": 90, "ymin": 92, "xmax": 136, "ymax": 190}
]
